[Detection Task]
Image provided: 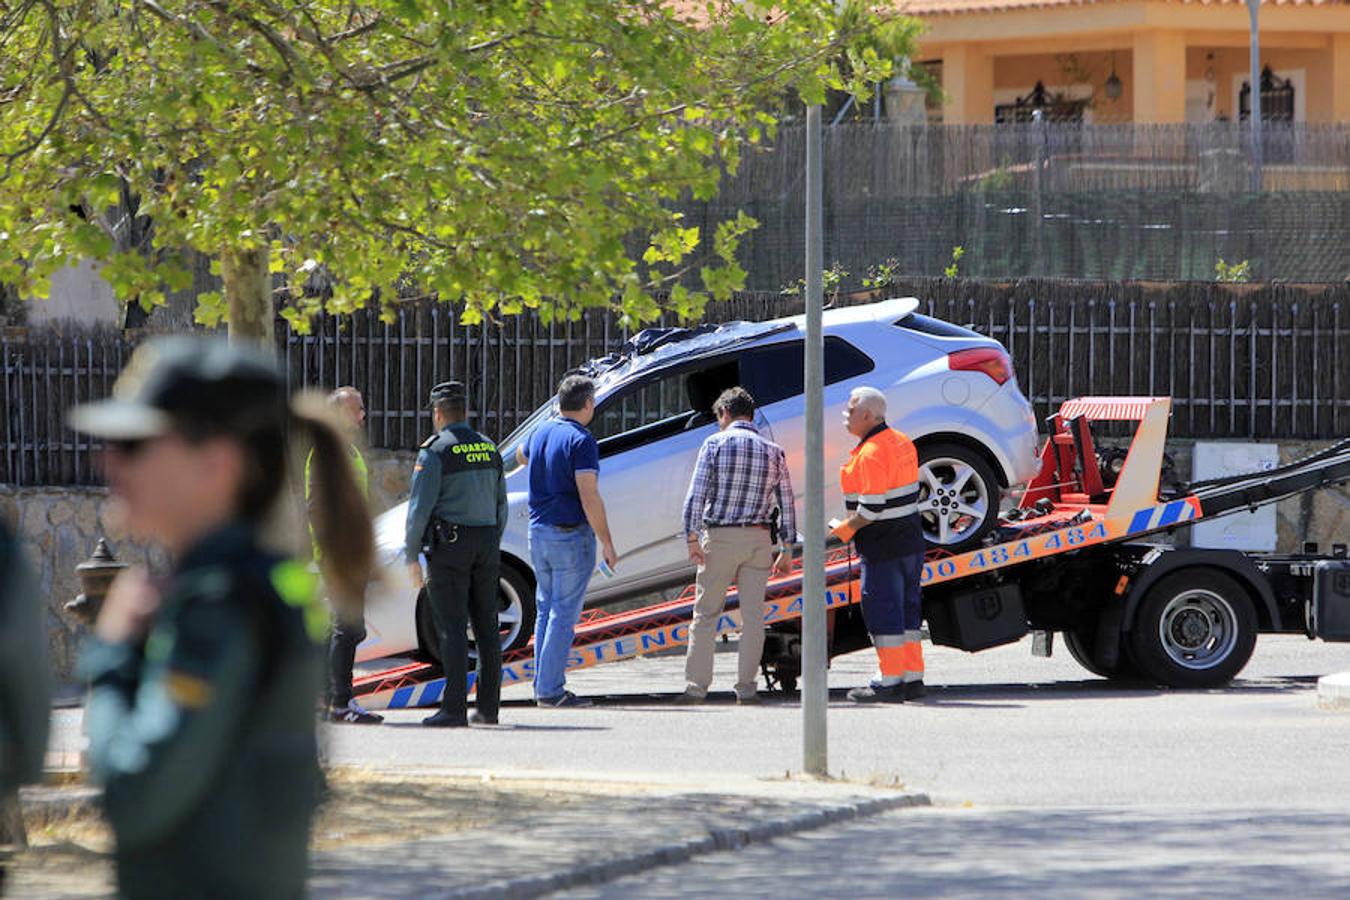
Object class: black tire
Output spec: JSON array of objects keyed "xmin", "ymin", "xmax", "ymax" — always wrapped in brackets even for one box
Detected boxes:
[
  {"xmin": 1063, "ymin": 626, "xmax": 1140, "ymax": 681},
  {"xmin": 415, "ymin": 562, "xmax": 537, "ymax": 665},
  {"xmin": 1128, "ymin": 569, "xmax": 1257, "ymax": 689},
  {"xmin": 916, "ymin": 442, "xmax": 1002, "ymax": 553},
  {"xmin": 772, "ymin": 667, "xmax": 799, "ymax": 695},
  {"xmin": 495, "ymin": 563, "xmax": 537, "ymax": 655}
]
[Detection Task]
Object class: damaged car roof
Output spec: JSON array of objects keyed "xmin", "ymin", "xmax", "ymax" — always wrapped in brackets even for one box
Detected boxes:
[{"xmin": 577, "ymin": 320, "xmax": 795, "ymax": 391}]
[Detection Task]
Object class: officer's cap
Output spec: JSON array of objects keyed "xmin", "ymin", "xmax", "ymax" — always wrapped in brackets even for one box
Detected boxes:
[
  {"xmin": 428, "ymin": 381, "xmax": 467, "ymax": 407},
  {"xmin": 68, "ymin": 337, "xmax": 285, "ymax": 440}
]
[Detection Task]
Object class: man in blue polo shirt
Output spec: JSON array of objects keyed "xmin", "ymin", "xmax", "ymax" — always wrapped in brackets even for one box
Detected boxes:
[{"xmin": 518, "ymin": 374, "xmax": 618, "ymax": 707}]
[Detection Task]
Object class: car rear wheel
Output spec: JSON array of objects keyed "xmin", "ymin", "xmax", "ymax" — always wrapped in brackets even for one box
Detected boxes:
[
  {"xmin": 416, "ymin": 562, "xmax": 537, "ymax": 664},
  {"xmin": 916, "ymin": 442, "xmax": 1001, "ymax": 553}
]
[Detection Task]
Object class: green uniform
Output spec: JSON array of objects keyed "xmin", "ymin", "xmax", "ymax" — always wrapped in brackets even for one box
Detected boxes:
[
  {"xmin": 80, "ymin": 524, "xmax": 326, "ymax": 900},
  {"xmin": 305, "ymin": 443, "xmax": 369, "ymax": 561},
  {"xmin": 306, "ymin": 443, "xmax": 371, "ymax": 711},
  {"xmin": 404, "ymin": 423, "xmax": 508, "ymax": 563},
  {"xmin": 1, "ymin": 523, "xmax": 51, "ymax": 849},
  {"xmin": 405, "ymin": 422, "xmax": 508, "ymax": 723}
]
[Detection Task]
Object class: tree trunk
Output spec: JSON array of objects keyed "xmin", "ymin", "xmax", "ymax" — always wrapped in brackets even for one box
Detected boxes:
[{"xmin": 220, "ymin": 246, "xmax": 273, "ymax": 349}]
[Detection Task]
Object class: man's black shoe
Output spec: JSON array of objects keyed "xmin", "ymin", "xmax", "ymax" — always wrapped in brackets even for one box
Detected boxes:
[
  {"xmin": 903, "ymin": 680, "xmax": 927, "ymax": 701},
  {"xmin": 469, "ymin": 711, "xmax": 498, "ymax": 725},
  {"xmin": 423, "ymin": 711, "xmax": 468, "ymax": 727},
  {"xmin": 846, "ymin": 683, "xmax": 906, "ymax": 704}
]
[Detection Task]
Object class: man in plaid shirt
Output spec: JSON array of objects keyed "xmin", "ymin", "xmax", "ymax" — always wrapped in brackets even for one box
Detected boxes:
[{"xmin": 677, "ymin": 387, "xmax": 796, "ymax": 705}]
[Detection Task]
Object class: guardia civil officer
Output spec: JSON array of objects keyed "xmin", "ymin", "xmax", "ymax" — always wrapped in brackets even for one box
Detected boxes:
[
  {"xmin": 405, "ymin": 381, "xmax": 508, "ymax": 727},
  {"xmin": 67, "ymin": 336, "xmax": 373, "ymax": 899}
]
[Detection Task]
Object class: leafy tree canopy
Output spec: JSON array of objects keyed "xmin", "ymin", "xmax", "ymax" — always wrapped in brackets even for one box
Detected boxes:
[{"xmin": 0, "ymin": 0, "xmax": 917, "ymax": 333}]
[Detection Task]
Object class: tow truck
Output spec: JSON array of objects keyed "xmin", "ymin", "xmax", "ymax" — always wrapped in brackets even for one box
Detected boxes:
[{"xmin": 354, "ymin": 396, "xmax": 1350, "ymax": 710}]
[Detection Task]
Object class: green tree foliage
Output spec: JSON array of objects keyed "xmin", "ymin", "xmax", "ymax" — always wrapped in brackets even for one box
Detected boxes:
[
  {"xmin": 1214, "ymin": 257, "xmax": 1252, "ymax": 284},
  {"xmin": 0, "ymin": 1, "xmax": 912, "ymax": 338},
  {"xmin": 942, "ymin": 244, "xmax": 964, "ymax": 279}
]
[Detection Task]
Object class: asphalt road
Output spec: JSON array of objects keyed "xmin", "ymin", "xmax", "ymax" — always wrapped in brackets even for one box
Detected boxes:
[
  {"xmin": 43, "ymin": 635, "xmax": 1350, "ymax": 897},
  {"xmin": 305, "ymin": 635, "xmax": 1350, "ymax": 811}
]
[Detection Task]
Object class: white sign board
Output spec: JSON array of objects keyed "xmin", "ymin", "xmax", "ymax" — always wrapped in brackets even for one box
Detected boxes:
[{"xmin": 1190, "ymin": 442, "xmax": 1280, "ymax": 551}]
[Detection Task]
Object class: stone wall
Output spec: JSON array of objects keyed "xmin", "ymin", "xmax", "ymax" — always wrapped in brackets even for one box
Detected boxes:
[
  {"xmin": 4, "ymin": 442, "xmax": 1345, "ymax": 681},
  {"xmin": 0, "ymin": 448, "xmax": 416, "ymax": 682}
]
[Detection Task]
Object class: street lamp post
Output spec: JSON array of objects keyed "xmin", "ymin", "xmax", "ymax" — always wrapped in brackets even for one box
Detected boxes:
[
  {"xmin": 1246, "ymin": 0, "xmax": 1263, "ymax": 192},
  {"xmin": 802, "ymin": 101, "xmax": 828, "ymax": 777}
]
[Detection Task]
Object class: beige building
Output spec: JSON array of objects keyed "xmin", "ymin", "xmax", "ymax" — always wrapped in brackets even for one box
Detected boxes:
[{"xmin": 898, "ymin": 0, "xmax": 1350, "ymax": 124}]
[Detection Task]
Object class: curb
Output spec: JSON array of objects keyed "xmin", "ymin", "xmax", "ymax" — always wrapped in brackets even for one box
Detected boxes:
[
  {"xmin": 1317, "ymin": 672, "xmax": 1350, "ymax": 710},
  {"xmin": 18, "ymin": 786, "xmax": 101, "ymax": 830},
  {"xmin": 444, "ymin": 790, "xmax": 930, "ymax": 899}
]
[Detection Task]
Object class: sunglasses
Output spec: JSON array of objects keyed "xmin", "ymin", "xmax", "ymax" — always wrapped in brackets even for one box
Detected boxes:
[{"xmin": 106, "ymin": 436, "xmax": 163, "ymax": 457}]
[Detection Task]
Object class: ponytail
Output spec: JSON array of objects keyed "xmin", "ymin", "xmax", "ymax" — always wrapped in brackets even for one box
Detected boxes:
[{"xmin": 289, "ymin": 394, "xmax": 374, "ymax": 613}]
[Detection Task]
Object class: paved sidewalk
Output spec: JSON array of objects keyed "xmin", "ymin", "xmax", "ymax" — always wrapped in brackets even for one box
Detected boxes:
[
  {"xmin": 8, "ymin": 772, "xmax": 926, "ymax": 899},
  {"xmin": 312, "ymin": 773, "xmax": 928, "ymax": 898}
]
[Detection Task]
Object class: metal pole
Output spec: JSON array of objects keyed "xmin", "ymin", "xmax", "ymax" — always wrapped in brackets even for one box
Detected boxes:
[
  {"xmin": 1246, "ymin": 0, "xmax": 1263, "ymax": 193},
  {"xmin": 802, "ymin": 102, "xmax": 828, "ymax": 776}
]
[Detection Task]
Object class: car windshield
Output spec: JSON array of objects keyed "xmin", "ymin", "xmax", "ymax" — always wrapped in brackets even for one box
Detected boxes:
[
  {"xmin": 500, "ymin": 320, "xmax": 792, "ymax": 474},
  {"xmin": 500, "ymin": 399, "xmax": 558, "ymax": 475}
]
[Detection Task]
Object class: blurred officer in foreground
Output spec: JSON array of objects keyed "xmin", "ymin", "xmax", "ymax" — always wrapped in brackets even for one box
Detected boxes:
[
  {"xmin": 306, "ymin": 386, "xmax": 381, "ymax": 725},
  {"xmin": 405, "ymin": 381, "xmax": 507, "ymax": 727},
  {"xmin": 69, "ymin": 337, "xmax": 373, "ymax": 899},
  {"xmin": 0, "ymin": 518, "xmax": 51, "ymax": 885}
]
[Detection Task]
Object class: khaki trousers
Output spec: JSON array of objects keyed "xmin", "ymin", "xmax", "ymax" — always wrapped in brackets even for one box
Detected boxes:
[{"xmin": 684, "ymin": 526, "xmax": 775, "ymax": 699}]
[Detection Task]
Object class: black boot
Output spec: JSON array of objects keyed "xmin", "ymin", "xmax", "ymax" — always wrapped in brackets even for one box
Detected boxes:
[
  {"xmin": 423, "ymin": 710, "xmax": 468, "ymax": 727},
  {"xmin": 846, "ymin": 683, "xmax": 907, "ymax": 704}
]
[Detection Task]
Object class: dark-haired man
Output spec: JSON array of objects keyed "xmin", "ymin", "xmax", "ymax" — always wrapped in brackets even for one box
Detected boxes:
[
  {"xmin": 677, "ymin": 387, "xmax": 796, "ymax": 705},
  {"xmin": 517, "ymin": 374, "xmax": 617, "ymax": 708}
]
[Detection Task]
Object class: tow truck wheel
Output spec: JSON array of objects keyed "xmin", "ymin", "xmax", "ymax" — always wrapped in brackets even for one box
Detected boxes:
[
  {"xmin": 1063, "ymin": 627, "xmax": 1139, "ymax": 681},
  {"xmin": 1128, "ymin": 569, "xmax": 1257, "ymax": 689},
  {"xmin": 917, "ymin": 443, "xmax": 1001, "ymax": 553},
  {"xmin": 415, "ymin": 563, "xmax": 537, "ymax": 664}
]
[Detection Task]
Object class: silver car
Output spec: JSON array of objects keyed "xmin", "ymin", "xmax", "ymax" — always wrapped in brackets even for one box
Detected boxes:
[{"xmin": 359, "ymin": 297, "xmax": 1041, "ymax": 662}]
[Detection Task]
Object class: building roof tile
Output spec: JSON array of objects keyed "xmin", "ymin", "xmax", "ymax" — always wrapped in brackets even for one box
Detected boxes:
[{"xmin": 894, "ymin": 0, "xmax": 1339, "ymax": 14}]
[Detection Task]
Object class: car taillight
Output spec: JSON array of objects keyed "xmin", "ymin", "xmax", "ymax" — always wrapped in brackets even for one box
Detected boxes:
[{"xmin": 948, "ymin": 348, "xmax": 1013, "ymax": 385}]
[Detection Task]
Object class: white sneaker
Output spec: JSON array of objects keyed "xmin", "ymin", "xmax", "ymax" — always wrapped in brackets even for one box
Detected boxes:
[{"xmin": 331, "ymin": 699, "xmax": 384, "ymax": 724}]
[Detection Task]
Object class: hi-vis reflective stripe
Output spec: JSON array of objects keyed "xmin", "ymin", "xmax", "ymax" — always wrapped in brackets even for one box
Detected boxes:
[
  {"xmin": 1126, "ymin": 496, "xmax": 1202, "ymax": 534},
  {"xmin": 845, "ymin": 484, "xmax": 920, "ymax": 521},
  {"xmin": 368, "ymin": 579, "xmax": 866, "ymax": 710}
]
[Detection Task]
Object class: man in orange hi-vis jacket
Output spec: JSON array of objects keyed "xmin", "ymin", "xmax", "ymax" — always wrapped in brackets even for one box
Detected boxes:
[{"xmin": 831, "ymin": 386, "xmax": 927, "ymax": 703}]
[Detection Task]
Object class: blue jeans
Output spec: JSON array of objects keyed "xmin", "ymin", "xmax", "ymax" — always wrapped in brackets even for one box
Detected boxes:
[{"xmin": 529, "ymin": 522, "xmax": 596, "ymax": 700}]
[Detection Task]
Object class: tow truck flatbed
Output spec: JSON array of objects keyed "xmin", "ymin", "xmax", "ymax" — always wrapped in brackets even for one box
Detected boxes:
[{"xmin": 355, "ymin": 397, "xmax": 1350, "ymax": 709}]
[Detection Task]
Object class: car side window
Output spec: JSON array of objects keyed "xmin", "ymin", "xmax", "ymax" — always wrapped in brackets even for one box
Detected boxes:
[
  {"xmin": 739, "ymin": 337, "xmax": 875, "ymax": 406},
  {"xmin": 591, "ymin": 375, "xmax": 688, "ymax": 444},
  {"xmin": 591, "ymin": 357, "xmax": 740, "ymax": 457}
]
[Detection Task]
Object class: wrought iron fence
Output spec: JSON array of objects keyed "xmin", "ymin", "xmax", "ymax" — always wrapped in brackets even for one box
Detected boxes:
[
  {"xmin": 676, "ymin": 122, "xmax": 1350, "ymax": 287},
  {"xmin": 3, "ymin": 279, "xmax": 1346, "ymax": 486}
]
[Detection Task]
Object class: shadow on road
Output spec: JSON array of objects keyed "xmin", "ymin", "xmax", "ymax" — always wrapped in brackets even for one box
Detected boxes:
[
  {"xmin": 380, "ymin": 721, "xmax": 611, "ymax": 733},
  {"xmin": 568, "ymin": 806, "xmax": 1350, "ymax": 899},
  {"xmin": 481, "ymin": 670, "xmax": 1321, "ymax": 717}
]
